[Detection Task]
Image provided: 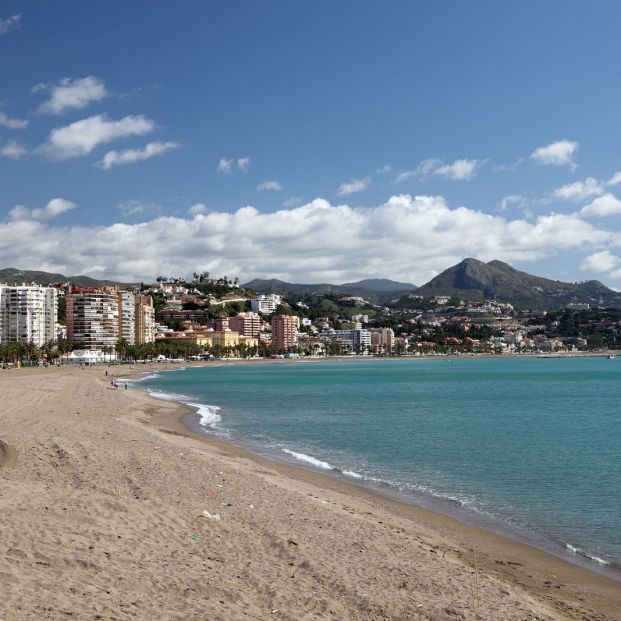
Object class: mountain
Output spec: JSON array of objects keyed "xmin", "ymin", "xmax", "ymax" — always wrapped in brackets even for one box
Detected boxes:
[
  {"xmin": 0, "ymin": 267, "xmax": 136, "ymax": 288},
  {"xmin": 243, "ymin": 278, "xmax": 416, "ymax": 303},
  {"xmin": 413, "ymin": 258, "xmax": 621, "ymax": 310}
]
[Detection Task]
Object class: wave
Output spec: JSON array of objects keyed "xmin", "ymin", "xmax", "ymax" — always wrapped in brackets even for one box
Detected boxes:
[
  {"xmin": 279, "ymin": 448, "xmax": 477, "ymax": 510},
  {"xmin": 117, "ymin": 373, "xmax": 161, "ymax": 383},
  {"xmin": 187, "ymin": 401, "xmax": 222, "ymax": 429},
  {"xmin": 281, "ymin": 448, "xmax": 335, "ymax": 470},
  {"xmin": 147, "ymin": 389, "xmax": 223, "ymax": 432},
  {"xmin": 342, "ymin": 469, "xmax": 363, "ymax": 479},
  {"xmin": 565, "ymin": 543, "xmax": 611, "ymax": 566}
]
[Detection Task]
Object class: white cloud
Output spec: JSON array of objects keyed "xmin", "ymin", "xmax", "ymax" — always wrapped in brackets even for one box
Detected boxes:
[
  {"xmin": 37, "ymin": 114, "xmax": 155, "ymax": 160},
  {"xmin": 395, "ymin": 159, "xmax": 441, "ymax": 183},
  {"xmin": 281, "ymin": 196, "xmax": 302, "ymax": 208},
  {"xmin": 96, "ymin": 141, "xmax": 179, "ymax": 169},
  {"xmin": 497, "ymin": 194, "xmax": 526, "ymax": 212},
  {"xmin": 337, "ymin": 177, "xmax": 370, "ymax": 196},
  {"xmin": 580, "ymin": 193, "xmax": 621, "ymax": 217},
  {"xmin": 0, "ymin": 14, "xmax": 20, "ymax": 34},
  {"xmin": 217, "ymin": 156, "xmax": 250, "ymax": 174},
  {"xmin": 0, "ymin": 141, "xmax": 27, "ymax": 159},
  {"xmin": 376, "ymin": 165, "xmax": 391, "ymax": 174},
  {"xmin": 580, "ymin": 250, "xmax": 620, "ymax": 273},
  {"xmin": 217, "ymin": 158, "xmax": 233, "ymax": 173},
  {"xmin": 0, "ymin": 194, "xmax": 612, "ymax": 284},
  {"xmin": 0, "ymin": 111, "xmax": 28, "ymax": 129},
  {"xmin": 34, "ymin": 76, "xmax": 108, "ymax": 114},
  {"xmin": 531, "ymin": 140, "xmax": 578, "ymax": 168},
  {"xmin": 9, "ymin": 198, "xmax": 76, "ymax": 221},
  {"xmin": 606, "ymin": 171, "xmax": 621, "ymax": 187},
  {"xmin": 188, "ymin": 203, "xmax": 208, "ymax": 215},
  {"xmin": 257, "ymin": 180, "xmax": 282, "ymax": 191},
  {"xmin": 434, "ymin": 159, "xmax": 480, "ymax": 181},
  {"xmin": 396, "ymin": 158, "xmax": 480, "ymax": 182},
  {"xmin": 549, "ymin": 177, "xmax": 603, "ymax": 202}
]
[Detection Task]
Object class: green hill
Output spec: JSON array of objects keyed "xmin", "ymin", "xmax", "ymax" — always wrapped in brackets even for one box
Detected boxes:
[
  {"xmin": 0, "ymin": 267, "xmax": 136, "ymax": 288},
  {"xmin": 413, "ymin": 258, "xmax": 621, "ymax": 310}
]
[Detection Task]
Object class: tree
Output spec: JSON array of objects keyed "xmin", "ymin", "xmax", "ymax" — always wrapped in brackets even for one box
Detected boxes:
[{"xmin": 115, "ymin": 339, "xmax": 129, "ymax": 361}]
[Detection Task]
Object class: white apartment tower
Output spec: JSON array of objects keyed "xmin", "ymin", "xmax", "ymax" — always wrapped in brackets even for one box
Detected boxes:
[
  {"xmin": 0, "ymin": 285, "xmax": 58, "ymax": 346},
  {"xmin": 66, "ymin": 290, "xmax": 120, "ymax": 348},
  {"xmin": 118, "ymin": 291, "xmax": 136, "ymax": 344}
]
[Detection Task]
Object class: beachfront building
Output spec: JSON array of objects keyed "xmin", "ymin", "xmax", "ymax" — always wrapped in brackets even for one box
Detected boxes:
[
  {"xmin": 67, "ymin": 290, "xmax": 157, "ymax": 348},
  {"xmin": 271, "ymin": 314, "xmax": 298, "ymax": 351},
  {"xmin": 319, "ymin": 328, "xmax": 372, "ymax": 353},
  {"xmin": 211, "ymin": 328, "xmax": 240, "ymax": 348},
  {"xmin": 251, "ymin": 294, "xmax": 281, "ymax": 314},
  {"xmin": 370, "ymin": 327, "xmax": 394, "ymax": 353},
  {"xmin": 157, "ymin": 332, "xmax": 213, "ymax": 348},
  {"xmin": 66, "ymin": 290, "xmax": 120, "ymax": 348},
  {"xmin": 118, "ymin": 291, "xmax": 136, "ymax": 344},
  {"xmin": 0, "ymin": 284, "xmax": 58, "ymax": 346},
  {"xmin": 134, "ymin": 295, "xmax": 155, "ymax": 344},
  {"xmin": 229, "ymin": 311, "xmax": 261, "ymax": 338}
]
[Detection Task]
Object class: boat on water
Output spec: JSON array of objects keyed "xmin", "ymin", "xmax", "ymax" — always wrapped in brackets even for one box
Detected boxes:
[{"xmin": 607, "ymin": 354, "xmax": 615, "ymax": 359}]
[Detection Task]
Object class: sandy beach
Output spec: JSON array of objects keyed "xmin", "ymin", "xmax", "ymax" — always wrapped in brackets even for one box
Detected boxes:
[{"xmin": 1, "ymin": 365, "xmax": 620, "ymax": 620}]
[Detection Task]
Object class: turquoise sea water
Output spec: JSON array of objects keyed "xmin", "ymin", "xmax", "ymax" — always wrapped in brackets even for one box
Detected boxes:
[{"xmin": 136, "ymin": 357, "xmax": 621, "ymax": 575}]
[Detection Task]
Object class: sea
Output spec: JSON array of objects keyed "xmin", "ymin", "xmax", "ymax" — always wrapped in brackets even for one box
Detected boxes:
[{"xmin": 132, "ymin": 356, "xmax": 621, "ymax": 579}]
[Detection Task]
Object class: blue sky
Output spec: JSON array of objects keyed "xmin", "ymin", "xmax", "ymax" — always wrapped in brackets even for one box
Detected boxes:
[{"xmin": 2, "ymin": 1, "xmax": 621, "ymax": 286}]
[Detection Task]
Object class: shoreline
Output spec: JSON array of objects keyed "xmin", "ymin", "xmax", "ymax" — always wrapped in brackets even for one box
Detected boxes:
[
  {"xmin": 131, "ymin": 368, "xmax": 621, "ymax": 618},
  {"xmin": 127, "ymin": 362, "xmax": 621, "ymax": 584},
  {"xmin": 2, "ymin": 364, "xmax": 620, "ymax": 619}
]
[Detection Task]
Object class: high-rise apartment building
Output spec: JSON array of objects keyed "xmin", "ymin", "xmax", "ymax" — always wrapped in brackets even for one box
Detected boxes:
[
  {"xmin": 66, "ymin": 290, "xmax": 120, "ymax": 348},
  {"xmin": 271, "ymin": 314, "xmax": 298, "ymax": 351},
  {"xmin": 67, "ymin": 290, "xmax": 156, "ymax": 348},
  {"xmin": 118, "ymin": 291, "xmax": 136, "ymax": 344},
  {"xmin": 0, "ymin": 285, "xmax": 57, "ymax": 346},
  {"xmin": 370, "ymin": 327, "xmax": 394, "ymax": 353},
  {"xmin": 134, "ymin": 295, "xmax": 155, "ymax": 344},
  {"xmin": 229, "ymin": 311, "xmax": 261, "ymax": 338}
]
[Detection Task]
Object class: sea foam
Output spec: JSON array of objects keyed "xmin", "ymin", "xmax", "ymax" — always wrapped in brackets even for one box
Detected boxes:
[
  {"xmin": 282, "ymin": 448, "xmax": 334, "ymax": 470},
  {"xmin": 148, "ymin": 390, "xmax": 223, "ymax": 431}
]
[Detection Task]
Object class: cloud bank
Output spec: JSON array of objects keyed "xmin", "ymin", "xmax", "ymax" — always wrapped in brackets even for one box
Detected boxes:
[{"xmin": 0, "ymin": 194, "xmax": 613, "ymax": 285}]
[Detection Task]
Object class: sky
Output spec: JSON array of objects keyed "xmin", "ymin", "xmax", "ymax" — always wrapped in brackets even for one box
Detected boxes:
[{"xmin": 2, "ymin": 1, "xmax": 621, "ymax": 287}]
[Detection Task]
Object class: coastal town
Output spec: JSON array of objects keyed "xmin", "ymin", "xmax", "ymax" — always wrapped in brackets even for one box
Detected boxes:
[{"xmin": 1, "ymin": 270, "xmax": 619, "ymax": 365}]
